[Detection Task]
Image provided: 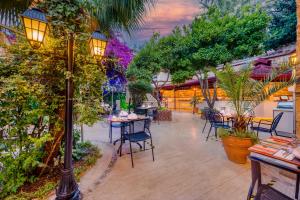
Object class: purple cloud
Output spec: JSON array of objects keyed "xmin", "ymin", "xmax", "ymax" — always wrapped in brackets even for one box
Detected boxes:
[{"xmin": 122, "ymin": 0, "xmax": 200, "ymax": 48}]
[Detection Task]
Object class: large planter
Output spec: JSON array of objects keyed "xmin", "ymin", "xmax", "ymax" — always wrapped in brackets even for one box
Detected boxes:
[
  {"xmin": 221, "ymin": 136, "xmax": 254, "ymax": 164},
  {"xmin": 192, "ymin": 107, "xmax": 199, "ymax": 114},
  {"xmin": 157, "ymin": 110, "xmax": 172, "ymax": 121}
]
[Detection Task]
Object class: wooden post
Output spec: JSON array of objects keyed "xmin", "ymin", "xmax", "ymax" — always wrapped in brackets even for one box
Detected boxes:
[{"xmin": 173, "ymin": 87, "xmax": 176, "ymax": 110}]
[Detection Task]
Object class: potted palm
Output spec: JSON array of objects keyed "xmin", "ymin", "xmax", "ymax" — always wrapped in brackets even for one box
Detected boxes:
[
  {"xmin": 215, "ymin": 64, "xmax": 296, "ymax": 164},
  {"xmin": 190, "ymin": 96, "xmax": 200, "ymax": 114}
]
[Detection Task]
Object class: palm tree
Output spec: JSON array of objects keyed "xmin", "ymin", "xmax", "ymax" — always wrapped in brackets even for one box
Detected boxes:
[
  {"xmin": 215, "ymin": 65, "xmax": 297, "ymax": 132},
  {"xmin": 80, "ymin": 0, "xmax": 154, "ymax": 33},
  {"xmin": 0, "ymin": 0, "xmax": 154, "ymax": 33}
]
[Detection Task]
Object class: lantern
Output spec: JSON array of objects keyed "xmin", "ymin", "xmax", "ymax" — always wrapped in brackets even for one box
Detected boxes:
[
  {"xmin": 290, "ymin": 53, "xmax": 297, "ymax": 66},
  {"xmin": 89, "ymin": 31, "xmax": 107, "ymax": 59},
  {"xmin": 21, "ymin": 8, "xmax": 48, "ymax": 48}
]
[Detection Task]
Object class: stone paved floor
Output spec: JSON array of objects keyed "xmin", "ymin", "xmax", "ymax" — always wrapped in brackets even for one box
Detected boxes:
[{"xmin": 82, "ymin": 112, "xmax": 252, "ymax": 200}]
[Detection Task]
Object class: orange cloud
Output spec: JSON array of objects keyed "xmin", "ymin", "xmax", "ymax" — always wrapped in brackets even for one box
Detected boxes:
[
  {"xmin": 144, "ymin": 0, "xmax": 200, "ymax": 24},
  {"xmin": 122, "ymin": 0, "xmax": 201, "ymax": 48}
]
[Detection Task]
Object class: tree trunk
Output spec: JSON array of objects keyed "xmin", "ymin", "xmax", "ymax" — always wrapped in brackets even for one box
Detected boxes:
[
  {"xmin": 233, "ymin": 116, "xmax": 247, "ymax": 132},
  {"xmin": 154, "ymin": 88, "xmax": 161, "ymax": 108},
  {"xmin": 40, "ymin": 107, "xmax": 65, "ymax": 176},
  {"xmin": 296, "ymin": 0, "xmax": 300, "ymax": 137},
  {"xmin": 152, "ymin": 72, "xmax": 169, "ymax": 109},
  {"xmin": 197, "ymin": 74, "xmax": 217, "ymax": 109}
]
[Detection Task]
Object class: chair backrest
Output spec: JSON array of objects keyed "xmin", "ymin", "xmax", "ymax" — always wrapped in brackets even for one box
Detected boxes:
[
  {"xmin": 208, "ymin": 110, "xmax": 223, "ymax": 124},
  {"xmin": 246, "ymin": 116, "xmax": 254, "ymax": 127},
  {"xmin": 112, "ymin": 109, "xmax": 120, "ymax": 116},
  {"xmin": 151, "ymin": 109, "xmax": 158, "ymax": 120},
  {"xmin": 134, "ymin": 108, "xmax": 147, "ymax": 115},
  {"xmin": 271, "ymin": 112, "xmax": 284, "ymax": 131},
  {"xmin": 130, "ymin": 118, "xmax": 151, "ymax": 133},
  {"xmin": 145, "ymin": 118, "xmax": 151, "ymax": 130},
  {"xmin": 203, "ymin": 108, "xmax": 211, "ymax": 119}
]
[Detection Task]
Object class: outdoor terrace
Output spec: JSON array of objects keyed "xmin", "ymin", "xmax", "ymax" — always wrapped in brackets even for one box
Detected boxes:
[{"xmin": 77, "ymin": 112, "xmax": 296, "ymax": 200}]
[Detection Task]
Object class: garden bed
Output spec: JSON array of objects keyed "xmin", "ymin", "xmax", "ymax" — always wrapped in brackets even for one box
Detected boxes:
[{"xmin": 3, "ymin": 143, "xmax": 101, "ymax": 200}]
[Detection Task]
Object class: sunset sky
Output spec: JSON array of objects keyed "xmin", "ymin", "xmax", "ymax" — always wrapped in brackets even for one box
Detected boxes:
[{"xmin": 122, "ymin": 0, "xmax": 201, "ymax": 49}]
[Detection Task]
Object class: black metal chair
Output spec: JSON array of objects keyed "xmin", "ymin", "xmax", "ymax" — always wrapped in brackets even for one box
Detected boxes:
[
  {"xmin": 120, "ymin": 118, "xmax": 155, "ymax": 168},
  {"xmin": 134, "ymin": 108, "xmax": 147, "ymax": 115},
  {"xmin": 206, "ymin": 110, "xmax": 231, "ymax": 141},
  {"xmin": 108, "ymin": 110, "xmax": 130, "ymax": 144},
  {"xmin": 202, "ymin": 108, "xmax": 211, "ymax": 133},
  {"xmin": 148, "ymin": 108, "xmax": 159, "ymax": 124},
  {"xmin": 251, "ymin": 112, "xmax": 284, "ymax": 137},
  {"xmin": 246, "ymin": 115, "xmax": 254, "ymax": 130},
  {"xmin": 110, "ymin": 121, "xmax": 129, "ymax": 144}
]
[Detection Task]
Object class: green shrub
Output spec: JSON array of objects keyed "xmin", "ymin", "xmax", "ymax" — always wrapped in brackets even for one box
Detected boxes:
[
  {"xmin": 5, "ymin": 182, "xmax": 56, "ymax": 200},
  {"xmin": 73, "ymin": 141, "xmax": 94, "ymax": 161},
  {"xmin": 128, "ymin": 80, "xmax": 153, "ymax": 107},
  {"xmin": 3, "ymin": 141, "xmax": 101, "ymax": 199},
  {"xmin": 158, "ymin": 107, "xmax": 167, "ymax": 111},
  {"xmin": 60, "ymin": 129, "xmax": 100, "ymax": 162},
  {"xmin": 0, "ymin": 134, "xmax": 51, "ymax": 198}
]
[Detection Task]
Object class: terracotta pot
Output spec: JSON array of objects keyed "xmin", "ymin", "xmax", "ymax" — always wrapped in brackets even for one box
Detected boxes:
[
  {"xmin": 221, "ymin": 136, "xmax": 254, "ymax": 164},
  {"xmin": 193, "ymin": 107, "xmax": 199, "ymax": 114},
  {"xmin": 158, "ymin": 110, "xmax": 172, "ymax": 121}
]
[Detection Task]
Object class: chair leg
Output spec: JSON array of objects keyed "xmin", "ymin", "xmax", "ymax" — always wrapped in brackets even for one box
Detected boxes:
[
  {"xmin": 202, "ymin": 120, "xmax": 207, "ymax": 133},
  {"xmin": 150, "ymin": 138, "xmax": 155, "ymax": 162},
  {"xmin": 109, "ymin": 125, "xmax": 112, "ymax": 143},
  {"xmin": 143, "ymin": 141, "xmax": 146, "ymax": 151},
  {"xmin": 214, "ymin": 127, "xmax": 218, "ymax": 139},
  {"xmin": 135, "ymin": 142, "xmax": 143, "ymax": 149},
  {"xmin": 206, "ymin": 125, "xmax": 212, "ymax": 141},
  {"xmin": 157, "ymin": 117, "xmax": 160, "ymax": 125},
  {"xmin": 119, "ymin": 134, "xmax": 123, "ymax": 157},
  {"xmin": 129, "ymin": 141, "xmax": 134, "ymax": 168}
]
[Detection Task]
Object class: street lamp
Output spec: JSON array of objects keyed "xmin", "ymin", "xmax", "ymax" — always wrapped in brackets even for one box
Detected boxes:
[
  {"xmin": 21, "ymin": 8, "xmax": 107, "ymax": 200},
  {"xmin": 89, "ymin": 31, "xmax": 108, "ymax": 59},
  {"xmin": 21, "ymin": 8, "xmax": 48, "ymax": 49}
]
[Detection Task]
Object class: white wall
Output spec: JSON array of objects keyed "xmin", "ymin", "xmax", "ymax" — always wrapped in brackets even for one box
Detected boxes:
[
  {"xmin": 199, "ymin": 100, "xmax": 277, "ymax": 118},
  {"xmin": 253, "ymin": 101, "xmax": 277, "ymax": 118}
]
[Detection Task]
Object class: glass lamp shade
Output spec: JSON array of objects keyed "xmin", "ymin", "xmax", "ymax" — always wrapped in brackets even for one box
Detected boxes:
[
  {"xmin": 21, "ymin": 8, "xmax": 48, "ymax": 48},
  {"xmin": 89, "ymin": 31, "xmax": 107, "ymax": 59}
]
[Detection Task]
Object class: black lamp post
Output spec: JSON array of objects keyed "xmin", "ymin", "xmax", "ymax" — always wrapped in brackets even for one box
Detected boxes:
[{"xmin": 21, "ymin": 8, "xmax": 107, "ymax": 200}]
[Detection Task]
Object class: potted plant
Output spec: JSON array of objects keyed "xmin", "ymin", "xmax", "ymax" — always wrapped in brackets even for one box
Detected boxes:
[
  {"xmin": 190, "ymin": 96, "xmax": 200, "ymax": 114},
  {"xmin": 218, "ymin": 129, "xmax": 258, "ymax": 164},
  {"xmin": 215, "ymin": 64, "xmax": 296, "ymax": 164},
  {"xmin": 157, "ymin": 106, "xmax": 172, "ymax": 121}
]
